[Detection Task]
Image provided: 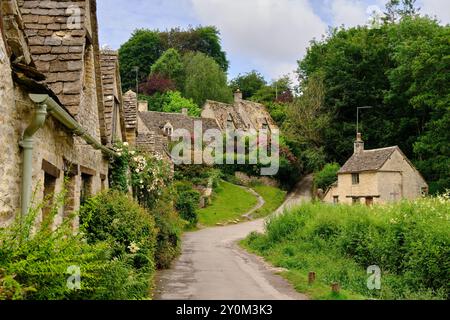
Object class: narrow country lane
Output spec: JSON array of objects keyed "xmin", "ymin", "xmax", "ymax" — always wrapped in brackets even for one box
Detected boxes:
[{"xmin": 154, "ymin": 176, "xmax": 313, "ymax": 300}]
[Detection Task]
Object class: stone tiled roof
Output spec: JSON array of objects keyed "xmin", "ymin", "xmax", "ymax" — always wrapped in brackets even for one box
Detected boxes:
[
  {"xmin": 100, "ymin": 49, "xmax": 121, "ymax": 144},
  {"xmin": 18, "ymin": 0, "xmax": 89, "ymax": 116},
  {"xmin": 139, "ymin": 111, "xmax": 220, "ymax": 135},
  {"xmin": 203, "ymin": 99, "xmax": 278, "ymax": 132},
  {"xmin": 203, "ymin": 100, "xmax": 247, "ymax": 131},
  {"xmin": 123, "ymin": 90, "xmax": 137, "ymax": 129},
  {"xmin": 339, "ymin": 147, "xmax": 398, "ymax": 174}
]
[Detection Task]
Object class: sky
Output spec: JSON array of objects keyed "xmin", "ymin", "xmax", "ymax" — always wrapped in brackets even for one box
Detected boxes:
[{"xmin": 97, "ymin": 0, "xmax": 450, "ymax": 83}]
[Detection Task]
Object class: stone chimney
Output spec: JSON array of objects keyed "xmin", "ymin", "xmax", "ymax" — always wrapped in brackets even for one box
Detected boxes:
[
  {"xmin": 354, "ymin": 133, "xmax": 365, "ymax": 154},
  {"xmin": 181, "ymin": 108, "xmax": 188, "ymax": 116},
  {"xmin": 138, "ymin": 100, "xmax": 148, "ymax": 112},
  {"xmin": 234, "ymin": 89, "xmax": 243, "ymax": 102}
]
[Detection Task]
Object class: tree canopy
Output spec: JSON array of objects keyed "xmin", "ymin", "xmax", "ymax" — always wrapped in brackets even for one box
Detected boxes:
[
  {"xmin": 297, "ymin": 16, "xmax": 450, "ymax": 193},
  {"xmin": 230, "ymin": 71, "xmax": 267, "ymax": 100},
  {"xmin": 182, "ymin": 52, "xmax": 232, "ymax": 106},
  {"xmin": 119, "ymin": 26, "xmax": 229, "ymax": 91}
]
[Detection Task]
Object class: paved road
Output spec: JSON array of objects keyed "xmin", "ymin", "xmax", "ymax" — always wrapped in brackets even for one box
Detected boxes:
[{"xmin": 154, "ymin": 176, "xmax": 313, "ymax": 300}]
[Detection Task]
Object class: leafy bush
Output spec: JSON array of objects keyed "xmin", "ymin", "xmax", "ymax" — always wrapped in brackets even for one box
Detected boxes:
[
  {"xmin": 174, "ymin": 182, "xmax": 201, "ymax": 227},
  {"xmin": 314, "ymin": 163, "xmax": 340, "ymax": 190},
  {"xmin": 244, "ymin": 195, "xmax": 450, "ymax": 300},
  {"xmin": 0, "ymin": 193, "xmax": 154, "ymax": 300},
  {"xmin": 151, "ymin": 189, "xmax": 183, "ymax": 269},
  {"xmin": 80, "ymin": 190, "xmax": 157, "ymax": 261}
]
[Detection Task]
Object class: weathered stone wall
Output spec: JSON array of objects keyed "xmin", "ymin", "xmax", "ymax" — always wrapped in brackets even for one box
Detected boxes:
[{"xmin": 380, "ymin": 150, "xmax": 428, "ymax": 200}]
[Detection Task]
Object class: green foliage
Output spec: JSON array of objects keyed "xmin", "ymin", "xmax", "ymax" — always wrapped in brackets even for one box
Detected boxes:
[
  {"xmin": 150, "ymin": 48, "xmax": 184, "ymax": 88},
  {"xmin": 183, "ymin": 52, "xmax": 233, "ymax": 106},
  {"xmin": 298, "ymin": 16, "xmax": 450, "ymax": 193},
  {"xmin": 119, "ymin": 29, "xmax": 164, "ymax": 91},
  {"xmin": 251, "ymin": 185, "xmax": 287, "ymax": 219},
  {"xmin": 198, "ymin": 181, "xmax": 258, "ymax": 226},
  {"xmin": 314, "ymin": 163, "xmax": 341, "ymax": 190},
  {"xmin": 244, "ymin": 196, "xmax": 450, "ymax": 300},
  {"xmin": 159, "ymin": 26, "xmax": 229, "ymax": 72},
  {"xmin": 0, "ymin": 190, "xmax": 155, "ymax": 300},
  {"xmin": 110, "ymin": 142, "xmax": 173, "ymax": 209},
  {"xmin": 80, "ymin": 190, "xmax": 157, "ymax": 260},
  {"xmin": 174, "ymin": 181, "xmax": 201, "ymax": 227},
  {"xmin": 119, "ymin": 26, "xmax": 229, "ymax": 91},
  {"xmin": 162, "ymin": 91, "xmax": 202, "ymax": 117},
  {"xmin": 230, "ymin": 71, "xmax": 267, "ymax": 100}
]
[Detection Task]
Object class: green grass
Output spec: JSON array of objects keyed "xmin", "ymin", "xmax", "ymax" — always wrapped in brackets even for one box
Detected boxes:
[
  {"xmin": 242, "ymin": 197, "xmax": 450, "ymax": 300},
  {"xmin": 251, "ymin": 185, "xmax": 287, "ymax": 218},
  {"xmin": 198, "ymin": 180, "xmax": 258, "ymax": 226}
]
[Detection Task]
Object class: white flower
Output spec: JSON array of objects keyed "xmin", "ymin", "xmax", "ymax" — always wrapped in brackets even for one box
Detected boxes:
[
  {"xmin": 128, "ymin": 242, "xmax": 140, "ymax": 254},
  {"xmin": 123, "ymin": 142, "xmax": 129, "ymax": 147}
]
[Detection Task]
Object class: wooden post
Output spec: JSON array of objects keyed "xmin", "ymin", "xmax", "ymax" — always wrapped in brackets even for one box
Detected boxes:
[
  {"xmin": 331, "ymin": 283, "xmax": 341, "ymax": 294},
  {"xmin": 308, "ymin": 272, "xmax": 316, "ymax": 285}
]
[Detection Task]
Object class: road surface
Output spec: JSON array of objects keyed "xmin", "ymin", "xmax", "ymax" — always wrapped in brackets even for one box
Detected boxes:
[{"xmin": 154, "ymin": 175, "xmax": 313, "ymax": 300}]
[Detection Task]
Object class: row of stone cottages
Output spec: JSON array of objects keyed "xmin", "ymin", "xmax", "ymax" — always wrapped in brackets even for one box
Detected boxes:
[{"xmin": 0, "ymin": 0, "xmax": 279, "ymax": 228}]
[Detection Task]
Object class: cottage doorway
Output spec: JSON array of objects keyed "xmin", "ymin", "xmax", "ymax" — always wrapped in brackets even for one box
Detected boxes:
[{"xmin": 365, "ymin": 197, "xmax": 374, "ymax": 206}]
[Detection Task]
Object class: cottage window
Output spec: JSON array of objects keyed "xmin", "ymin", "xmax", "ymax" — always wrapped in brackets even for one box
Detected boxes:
[
  {"xmin": 227, "ymin": 114, "xmax": 235, "ymax": 130},
  {"xmin": 80, "ymin": 173, "xmax": 93, "ymax": 206},
  {"xmin": 165, "ymin": 126, "xmax": 173, "ymax": 136},
  {"xmin": 352, "ymin": 173, "xmax": 360, "ymax": 185},
  {"xmin": 333, "ymin": 196, "xmax": 339, "ymax": 204},
  {"xmin": 352, "ymin": 197, "xmax": 360, "ymax": 205},
  {"xmin": 43, "ymin": 172, "xmax": 57, "ymax": 226}
]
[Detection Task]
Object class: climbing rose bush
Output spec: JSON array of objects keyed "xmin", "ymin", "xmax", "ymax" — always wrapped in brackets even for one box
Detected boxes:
[{"xmin": 110, "ymin": 142, "xmax": 172, "ymax": 208}]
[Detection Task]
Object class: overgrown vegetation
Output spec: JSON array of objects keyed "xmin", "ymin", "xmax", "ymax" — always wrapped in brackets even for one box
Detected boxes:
[
  {"xmin": 314, "ymin": 163, "xmax": 341, "ymax": 191},
  {"xmin": 243, "ymin": 196, "xmax": 450, "ymax": 300},
  {"xmin": 197, "ymin": 180, "xmax": 258, "ymax": 226},
  {"xmin": 0, "ymin": 189, "xmax": 159, "ymax": 300},
  {"xmin": 250, "ymin": 184, "xmax": 287, "ymax": 219}
]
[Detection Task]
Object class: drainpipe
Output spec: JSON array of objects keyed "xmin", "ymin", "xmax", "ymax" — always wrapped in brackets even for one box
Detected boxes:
[
  {"xmin": 21, "ymin": 94, "xmax": 117, "ymax": 217},
  {"xmin": 19, "ymin": 101, "xmax": 48, "ymax": 217}
]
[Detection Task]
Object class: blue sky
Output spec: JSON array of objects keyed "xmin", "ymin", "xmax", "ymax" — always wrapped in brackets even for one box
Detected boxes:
[{"xmin": 97, "ymin": 0, "xmax": 449, "ymax": 83}]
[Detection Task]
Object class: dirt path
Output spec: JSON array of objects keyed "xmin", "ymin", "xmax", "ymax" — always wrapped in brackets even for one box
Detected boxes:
[{"xmin": 154, "ymin": 176, "xmax": 313, "ymax": 300}]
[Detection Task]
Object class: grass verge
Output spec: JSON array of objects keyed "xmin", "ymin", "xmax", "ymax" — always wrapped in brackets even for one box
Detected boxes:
[
  {"xmin": 198, "ymin": 180, "xmax": 258, "ymax": 226},
  {"xmin": 242, "ymin": 198, "xmax": 450, "ymax": 300},
  {"xmin": 251, "ymin": 185, "xmax": 287, "ymax": 218}
]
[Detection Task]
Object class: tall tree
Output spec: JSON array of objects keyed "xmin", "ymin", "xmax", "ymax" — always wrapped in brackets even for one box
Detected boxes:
[
  {"xmin": 297, "ymin": 16, "xmax": 449, "ymax": 193},
  {"xmin": 182, "ymin": 52, "xmax": 232, "ymax": 106},
  {"xmin": 119, "ymin": 29, "xmax": 164, "ymax": 91},
  {"xmin": 159, "ymin": 26, "xmax": 229, "ymax": 72},
  {"xmin": 230, "ymin": 71, "xmax": 267, "ymax": 100},
  {"xmin": 383, "ymin": 0, "xmax": 420, "ymax": 23},
  {"xmin": 150, "ymin": 48, "xmax": 184, "ymax": 89}
]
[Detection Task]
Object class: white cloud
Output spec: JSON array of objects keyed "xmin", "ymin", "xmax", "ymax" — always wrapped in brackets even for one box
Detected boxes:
[
  {"xmin": 420, "ymin": 0, "xmax": 450, "ymax": 24},
  {"xmin": 328, "ymin": 0, "xmax": 369, "ymax": 27},
  {"xmin": 190, "ymin": 0, "xmax": 327, "ymax": 81}
]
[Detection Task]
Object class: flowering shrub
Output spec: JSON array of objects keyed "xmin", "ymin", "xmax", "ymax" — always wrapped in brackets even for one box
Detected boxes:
[{"xmin": 110, "ymin": 142, "xmax": 172, "ymax": 209}]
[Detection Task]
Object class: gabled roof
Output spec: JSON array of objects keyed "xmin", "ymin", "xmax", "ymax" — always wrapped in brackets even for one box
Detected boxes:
[
  {"xmin": 139, "ymin": 111, "xmax": 220, "ymax": 135},
  {"xmin": 100, "ymin": 49, "xmax": 124, "ymax": 144},
  {"xmin": 123, "ymin": 90, "xmax": 137, "ymax": 129},
  {"xmin": 339, "ymin": 147, "xmax": 398, "ymax": 174},
  {"xmin": 18, "ymin": 0, "xmax": 92, "ymax": 116}
]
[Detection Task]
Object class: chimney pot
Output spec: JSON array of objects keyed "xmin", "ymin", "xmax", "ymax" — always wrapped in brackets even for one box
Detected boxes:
[
  {"xmin": 182, "ymin": 108, "xmax": 188, "ymax": 116},
  {"xmin": 354, "ymin": 133, "xmax": 365, "ymax": 154},
  {"xmin": 138, "ymin": 100, "xmax": 148, "ymax": 112},
  {"xmin": 234, "ymin": 89, "xmax": 243, "ymax": 102}
]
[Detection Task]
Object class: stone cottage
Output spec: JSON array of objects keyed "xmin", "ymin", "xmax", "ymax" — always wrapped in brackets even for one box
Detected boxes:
[
  {"xmin": 0, "ymin": 0, "xmax": 123, "ymax": 228},
  {"xmin": 202, "ymin": 90, "xmax": 278, "ymax": 132},
  {"xmin": 122, "ymin": 96, "xmax": 220, "ymax": 159},
  {"xmin": 324, "ymin": 133, "xmax": 428, "ymax": 205}
]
